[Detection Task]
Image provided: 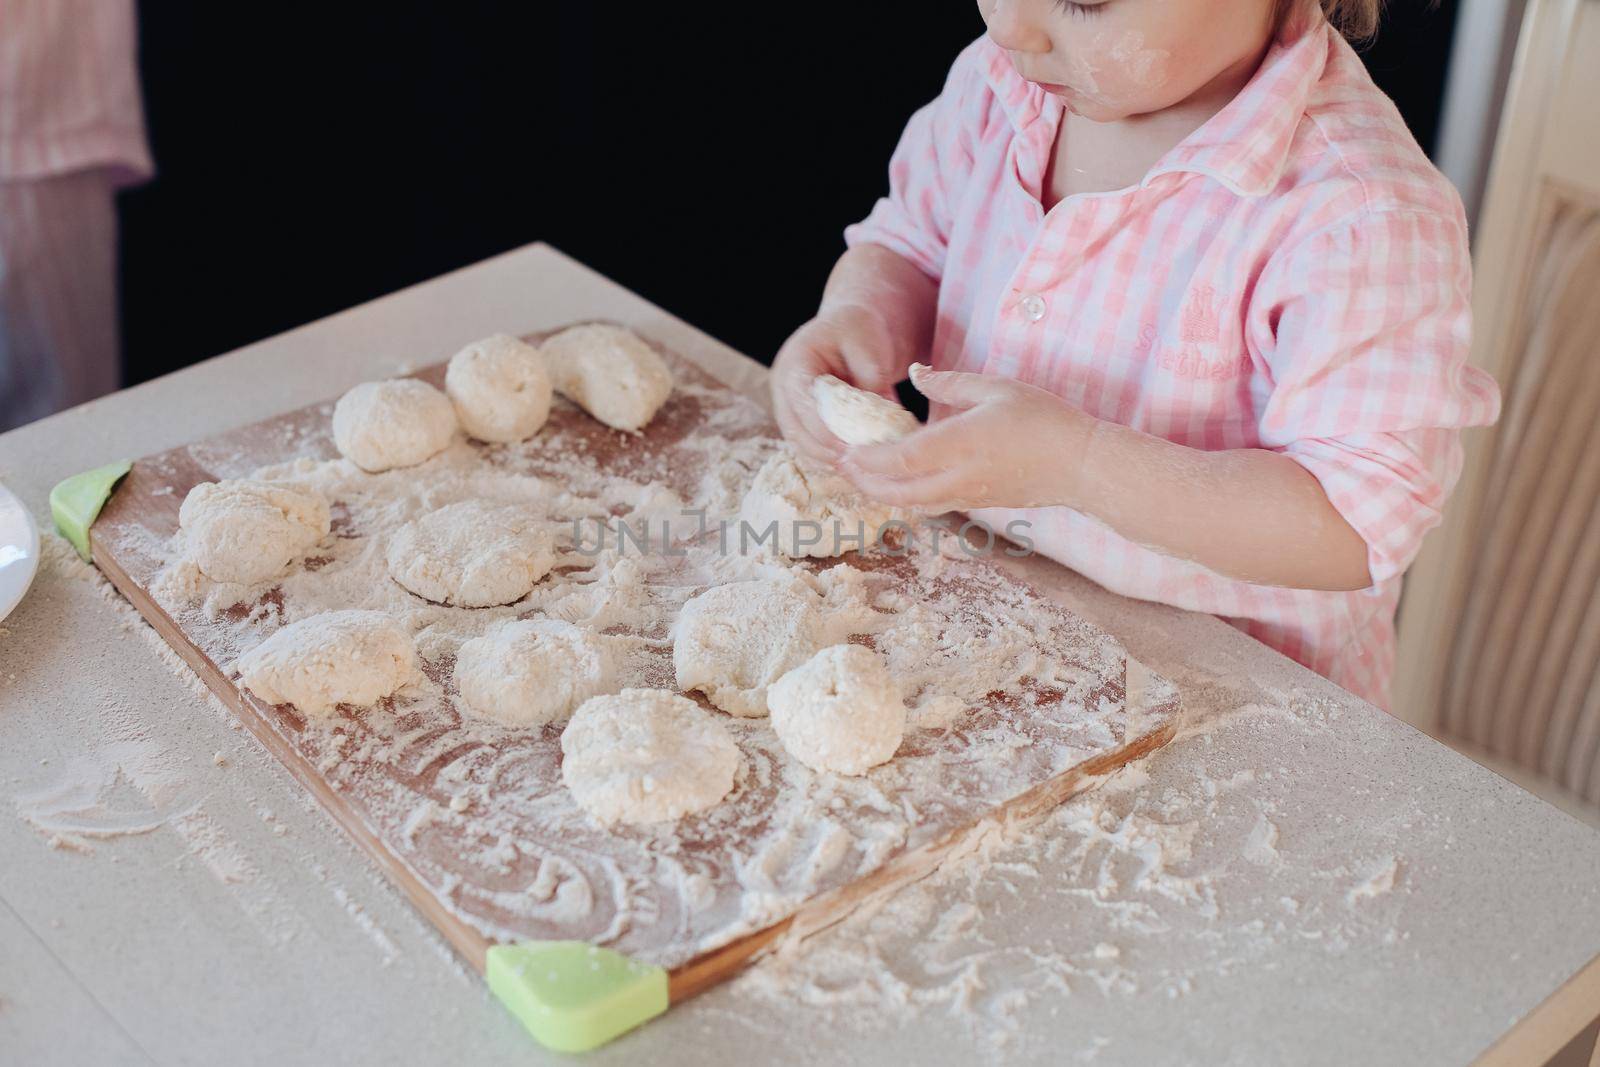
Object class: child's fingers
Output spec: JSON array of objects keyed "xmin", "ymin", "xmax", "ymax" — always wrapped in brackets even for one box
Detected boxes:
[
  {"xmin": 838, "ymin": 417, "xmax": 967, "ymax": 483},
  {"xmin": 820, "ymin": 306, "xmax": 900, "ymax": 400},
  {"xmin": 909, "ymin": 363, "xmax": 1029, "ymax": 409},
  {"xmin": 773, "ymin": 376, "xmax": 844, "ymax": 464},
  {"xmin": 837, "ymin": 335, "xmax": 899, "ymax": 400},
  {"xmin": 771, "ymin": 330, "xmax": 847, "ymax": 463},
  {"xmin": 837, "ymin": 453, "xmax": 975, "ymax": 510},
  {"xmin": 774, "ymin": 402, "xmax": 837, "ymax": 463}
]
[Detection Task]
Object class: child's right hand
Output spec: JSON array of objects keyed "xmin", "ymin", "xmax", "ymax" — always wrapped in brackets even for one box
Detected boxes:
[{"xmin": 770, "ymin": 302, "xmax": 902, "ymax": 465}]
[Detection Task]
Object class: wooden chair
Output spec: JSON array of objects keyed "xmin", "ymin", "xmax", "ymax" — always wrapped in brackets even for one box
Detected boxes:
[{"xmin": 1394, "ymin": 0, "xmax": 1600, "ymax": 809}]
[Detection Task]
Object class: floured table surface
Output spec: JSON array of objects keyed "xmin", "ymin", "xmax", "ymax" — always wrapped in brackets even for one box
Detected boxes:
[{"xmin": 88, "ymin": 326, "xmax": 1179, "ymax": 983}]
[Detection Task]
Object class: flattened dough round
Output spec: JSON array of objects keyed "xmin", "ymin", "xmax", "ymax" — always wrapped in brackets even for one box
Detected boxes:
[
  {"xmin": 454, "ymin": 619, "xmax": 610, "ymax": 727},
  {"xmin": 387, "ymin": 500, "xmax": 556, "ymax": 607},
  {"xmin": 769, "ymin": 644, "xmax": 905, "ymax": 775},
  {"xmin": 813, "ymin": 374, "xmax": 919, "ymax": 445},
  {"xmin": 561, "ymin": 688, "xmax": 740, "ymax": 824},
  {"xmin": 237, "ymin": 610, "xmax": 416, "ymax": 717},
  {"xmin": 673, "ymin": 575, "xmax": 824, "ymax": 717},
  {"xmin": 737, "ymin": 447, "xmax": 902, "ymax": 558},
  {"xmin": 332, "ymin": 379, "xmax": 457, "ymax": 472},
  {"xmin": 541, "ymin": 323, "xmax": 673, "ymax": 432},
  {"xmin": 445, "ymin": 333, "xmax": 552, "ymax": 443},
  {"xmin": 178, "ymin": 478, "xmax": 330, "ymax": 585}
]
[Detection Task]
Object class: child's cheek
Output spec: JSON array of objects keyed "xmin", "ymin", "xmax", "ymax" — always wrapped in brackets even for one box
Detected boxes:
[
  {"xmin": 1106, "ymin": 30, "xmax": 1172, "ymax": 93},
  {"xmin": 1062, "ymin": 45, "xmax": 1106, "ymax": 99},
  {"xmin": 1063, "ymin": 29, "xmax": 1173, "ymax": 111}
]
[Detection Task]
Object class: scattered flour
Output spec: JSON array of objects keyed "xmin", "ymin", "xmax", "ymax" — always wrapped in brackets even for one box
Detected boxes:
[
  {"xmin": 19, "ymin": 534, "xmax": 473, "ymax": 972},
  {"xmin": 17, "ymin": 401, "xmax": 1430, "ymax": 1065},
  {"xmin": 1346, "ymin": 857, "xmax": 1401, "ymax": 905},
  {"xmin": 715, "ymin": 661, "xmax": 1420, "ymax": 1060},
  {"xmin": 24, "ymin": 344, "xmax": 1435, "ymax": 1063},
  {"xmin": 89, "ymin": 351, "xmax": 1164, "ymax": 974}
]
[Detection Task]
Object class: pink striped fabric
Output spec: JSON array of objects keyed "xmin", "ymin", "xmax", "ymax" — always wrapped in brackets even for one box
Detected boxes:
[
  {"xmin": 845, "ymin": 17, "xmax": 1501, "ymax": 709},
  {"xmin": 0, "ymin": 0, "xmax": 152, "ymax": 184}
]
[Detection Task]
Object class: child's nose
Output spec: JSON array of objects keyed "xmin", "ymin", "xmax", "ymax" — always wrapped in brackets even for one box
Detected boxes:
[{"xmin": 983, "ymin": 0, "xmax": 1054, "ymax": 55}]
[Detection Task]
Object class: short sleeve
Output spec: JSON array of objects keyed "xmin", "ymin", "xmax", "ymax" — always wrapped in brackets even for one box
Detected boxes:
[
  {"xmin": 843, "ymin": 40, "xmax": 990, "ymax": 283},
  {"xmin": 1252, "ymin": 209, "xmax": 1502, "ymax": 584}
]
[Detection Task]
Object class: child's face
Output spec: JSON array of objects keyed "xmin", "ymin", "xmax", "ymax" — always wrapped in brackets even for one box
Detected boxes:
[{"xmin": 979, "ymin": 0, "xmax": 1278, "ymax": 121}]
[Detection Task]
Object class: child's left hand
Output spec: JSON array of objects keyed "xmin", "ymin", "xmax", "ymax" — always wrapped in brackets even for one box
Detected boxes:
[{"xmin": 835, "ymin": 363, "xmax": 1093, "ymax": 512}]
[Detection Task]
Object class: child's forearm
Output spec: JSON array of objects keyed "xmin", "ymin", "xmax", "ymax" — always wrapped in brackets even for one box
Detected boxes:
[
  {"xmin": 819, "ymin": 245, "xmax": 937, "ymax": 382},
  {"xmin": 1068, "ymin": 419, "xmax": 1373, "ymax": 590}
]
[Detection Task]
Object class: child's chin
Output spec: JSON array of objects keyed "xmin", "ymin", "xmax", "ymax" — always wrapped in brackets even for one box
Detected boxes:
[
  {"xmin": 1060, "ymin": 92, "xmax": 1156, "ymax": 124},
  {"xmin": 1060, "ymin": 96, "xmax": 1124, "ymax": 122}
]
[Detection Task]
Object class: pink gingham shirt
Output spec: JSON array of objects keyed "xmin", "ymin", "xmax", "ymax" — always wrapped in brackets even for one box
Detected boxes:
[{"xmin": 845, "ymin": 18, "xmax": 1501, "ymax": 709}]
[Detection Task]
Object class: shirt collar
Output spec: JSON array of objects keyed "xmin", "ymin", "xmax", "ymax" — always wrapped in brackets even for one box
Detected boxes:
[{"xmin": 981, "ymin": 16, "xmax": 1333, "ymax": 199}]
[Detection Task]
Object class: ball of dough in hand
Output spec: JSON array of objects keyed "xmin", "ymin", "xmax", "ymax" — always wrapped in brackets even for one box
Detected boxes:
[
  {"xmin": 541, "ymin": 323, "xmax": 673, "ymax": 432},
  {"xmin": 445, "ymin": 334, "xmax": 553, "ymax": 443},
  {"xmin": 561, "ymin": 688, "xmax": 740, "ymax": 824},
  {"xmin": 386, "ymin": 500, "xmax": 556, "ymax": 608},
  {"xmin": 178, "ymin": 478, "xmax": 330, "ymax": 585},
  {"xmin": 769, "ymin": 644, "xmax": 905, "ymax": 775},
  {"xmin": 673, "ymin": 575, "xmax": 824, "ymax": 717},
  {"xmin": 454, "ymin": 619, "xmax": 611, "ymax": 727},
  {"xmin": 237, "ymin": 610, "xmax": 417, "ymax": 718},
  {"xmin": 813, "ymin": 374, "xmax": 919, "ymax": 445},
  {"xmin": 332, "ymin": 379, "xmax": 457, "ymax": 472}
]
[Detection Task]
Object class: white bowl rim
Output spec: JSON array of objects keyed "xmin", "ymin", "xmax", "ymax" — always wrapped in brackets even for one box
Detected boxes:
[{"xmin": 0, "ymin": 481, "xmax": 42, "ymax": 625}]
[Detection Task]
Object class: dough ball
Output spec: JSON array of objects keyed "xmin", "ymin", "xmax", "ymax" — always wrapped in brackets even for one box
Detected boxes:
[
  {"xmin": 332, "ymin": 379, "xmax": 457, "ymax": 472},
  {"xmin": 444, "ymin": 333, "xmax": 553, "ymax": 443},
  {"xmin": 454, "ymin": 619, "xmax": 611, "ymax": 727},
  {"xmin": 237, "ymin": 610, "xmax": 416, "ymax": 717},
  {"xmin": 387, "ymin": 500, "xmax": 556, "ymax": 608},
  {"xmin": 737, "ymin": 447, "xmax": 903, "ymax": 558},
  {"xmin": 541, "ymin": 323, "xmax": 673, "ymax": 432},
  {"xmin": 813, "ymin": 374, "xmax": 919, "ymax": 445},
  {"xmin": 561, "ymin": 688, "xmax": 740, "ymax": 824},
  {"xmin": 769, "ymin": 644, "xmax": 905, "ymax": 775},
  {"xmin": 178, "ymin": 478, "xmax": 331, "ymax": 585},
  {"xmin": 673, "ymin": 575, "xmax": 824, "ymax": 717}
]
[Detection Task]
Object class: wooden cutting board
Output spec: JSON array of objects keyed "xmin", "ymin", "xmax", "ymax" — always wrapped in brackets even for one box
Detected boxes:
[{"xmin": 86, "ymin": 326, "xmax": 1180, "ymax": 1020}]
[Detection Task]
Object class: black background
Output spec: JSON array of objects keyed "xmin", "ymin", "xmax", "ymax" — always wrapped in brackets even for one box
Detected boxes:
[{"xmin": 119, "ymin": 1, "xmax": 1460, "ymax": 387}]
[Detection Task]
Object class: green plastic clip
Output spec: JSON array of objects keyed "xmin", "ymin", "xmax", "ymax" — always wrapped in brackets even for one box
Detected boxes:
[
  {"xmin": 50, "ymin": 460, "xmax": 132, "ymax": 561},
  {"xmin": 486, "ymin": 941, "xmax": 668, "ymax": 1053}
]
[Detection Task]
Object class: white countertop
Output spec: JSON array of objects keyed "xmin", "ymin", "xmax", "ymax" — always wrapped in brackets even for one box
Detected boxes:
[{"xmin": 1, "ymin": 244, "xmax": 1597, "ymax": 1066}]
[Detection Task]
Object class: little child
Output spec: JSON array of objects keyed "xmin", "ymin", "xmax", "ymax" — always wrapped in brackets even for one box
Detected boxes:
[{"xmin": 771, "ymin": 0, "xmax": 1501, "ymax": 709}]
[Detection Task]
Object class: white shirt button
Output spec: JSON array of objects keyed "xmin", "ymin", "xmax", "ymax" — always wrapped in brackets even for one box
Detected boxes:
[{"xmin": 1019, "ymin": 293, "xmax": 1047, "ymax": 322}]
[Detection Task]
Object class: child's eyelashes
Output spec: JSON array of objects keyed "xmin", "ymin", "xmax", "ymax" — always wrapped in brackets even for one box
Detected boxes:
[{"xmin": 1054, "ymin": 0, "xmax": 1108, "ymax": 16}]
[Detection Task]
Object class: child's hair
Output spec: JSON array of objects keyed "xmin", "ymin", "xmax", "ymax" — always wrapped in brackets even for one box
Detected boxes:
[{"xmin": 1279, "ymin": 0, "xmax": 1384, "ymax": 39}]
